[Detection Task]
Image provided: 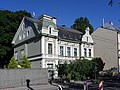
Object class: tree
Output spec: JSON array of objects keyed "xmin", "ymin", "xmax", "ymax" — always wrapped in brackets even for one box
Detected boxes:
[
  {"xmin": 0, "ymin": 10, "xmax": 31, "ymax": 68},
  {"xmin": 8, "ymin": 56, "xmax": 18, "ymax": 69},
  {"xmin": 19, "ymin": 55, "xmax": 31, "ymax": 68},
  {"xmin": 108, "ymin": 0, "xmax": 120, "ymax": 7},
  {"xmin": 57, "ymin": 58, "xmax": 105, "ymax": 81},
  {"xmin": 71, "ymin": 17, "xmax": 94, "ymax": 34}
]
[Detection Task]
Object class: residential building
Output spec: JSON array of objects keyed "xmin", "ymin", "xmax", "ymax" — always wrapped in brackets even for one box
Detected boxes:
[
  {"xmin": 12, "ymin": 14, "xmax": 94, "ymax": 78},
  {"xmin": 92, "ymin": 22, "xmax": 120, "ymax": 71}
]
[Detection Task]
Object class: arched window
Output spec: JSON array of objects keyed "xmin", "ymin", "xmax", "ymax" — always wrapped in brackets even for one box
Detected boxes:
[{"xmin": 48, "ymin": 25, "xmax": 54, "ymax": 34}]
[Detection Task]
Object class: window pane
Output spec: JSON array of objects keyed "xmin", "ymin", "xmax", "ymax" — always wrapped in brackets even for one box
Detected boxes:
[
  {"xmin": 74, "ymin": 48, "xmax": 77, "ymax": 57},
  {"xmin": 15, "ymin": 51, "xmax": 18, "ymax": 60},
  {"xmin": 84, "ymin": 48, "xmax": 87, "ymax": 57},
  {"xmin": 67, "ymin": 47, "xmax": 71, "ymax": 56},
  {"xmin": 60, "ymin": 46, "xmax": 64, "ymax": 56},
  {"xmin": 21, "ymin": 49, "xmax": 24, "ymax": 58},
  {"xmin": 89, "ymin": 49, "xmax": 91, "ymax": 57},
  {"xmin": 48, "ymin": 43, "xmax": 52, "ymax": 54}
]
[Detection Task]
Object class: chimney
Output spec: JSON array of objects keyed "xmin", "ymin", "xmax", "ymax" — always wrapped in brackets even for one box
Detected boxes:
[{"xmin": 102, "ymin": 18, "xmax": 105, "ymax": 27}]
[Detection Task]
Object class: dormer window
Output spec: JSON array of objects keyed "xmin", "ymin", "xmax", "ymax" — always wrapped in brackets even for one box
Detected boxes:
[
  {"xmin": 48, "ymin": 25, "xmax": 54, "ymax": 34},
  {"xmin": 49, "ymin": 27, "xmax": 51, "ymax": 34}
]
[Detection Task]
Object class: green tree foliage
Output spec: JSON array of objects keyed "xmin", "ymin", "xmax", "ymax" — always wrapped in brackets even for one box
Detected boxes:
[
  {"xmin": 108, "ymin": 0, "xmax": 120, "ymax": 7},
  {"xmin": 92, "ymin": 58, "xmax": 105, "ymax": 77},
  {"xmin": 8, "ymin": 56, "xmax": 18, "ymax": 69},
  {"xmin": 0, "ymin": 10, "xmax": 31, "ymax": 68},
  {"xmin": 71, "ymin": 17, "xmax": 94, "ymax": 34},
  {"xmin": 20, "ymin": 55, "xmax": 31, "ymax": 68},
  {"xmin": 58, "ymin": 58, "xmax": 105, "ymax": 81}
]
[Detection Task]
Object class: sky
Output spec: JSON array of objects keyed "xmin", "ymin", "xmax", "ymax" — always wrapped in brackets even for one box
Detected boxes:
[{"xmin": 0, "ymin": 0, "xmax": 120, "ymax": 30}]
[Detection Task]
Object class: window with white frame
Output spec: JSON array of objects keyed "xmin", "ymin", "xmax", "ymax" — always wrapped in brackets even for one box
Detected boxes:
[
  {"xmin": 84, "ymin": 48, "xmax": 87, "ymax": 57},
  {"xmin": 15, "ymin": 51, "xmax": 18, "ymax": 60},
  {"xmin": 22, "ymin": 32, "xmax": 25, "ymax": 39},
  {"xmin": 49, "ymin": 27, "xmax": 52, "ymax": 34},
  {"xmin": 48, "ymin": 25, "xmax": 54, "ymax": 34},
  {"xmin": 19, "ymin": 35, "xmax": 22, "ymax": 40},
  {"xmin": 48, "ymin": 43, "xmax": 52, "ymax": 54},
  {"xmin": 20, "ymin": 49, "xmax": 24, "ymax": 58},
  {"xmin": 60, "ymin": 46, "xmax": 64, "ymax": 56},
  {"xmin": 67, "ymin": 47, "xmax": 71, "ymax": 56},
  {"xmin": 89, "ymin": 49, "xmax": 91, "ymax": 57},
  {"xmin": 27, "ymin": 29, "xmax": 30, "ymax": 37},
  {"xmin": 74, "ymin": 48, "xmax": 77, "ymax": 57}
]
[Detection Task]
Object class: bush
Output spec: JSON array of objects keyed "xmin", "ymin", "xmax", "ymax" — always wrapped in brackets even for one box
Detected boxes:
[
  {"xmin": 8, "ymin": 56, "xmax": 18, "ymax": 69},
  {"xmin": 19, "ymin": 55, "xmax": 31, "ymax": 68}
]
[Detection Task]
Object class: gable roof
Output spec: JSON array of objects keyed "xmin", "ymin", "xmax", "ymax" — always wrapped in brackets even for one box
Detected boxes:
[{"xmin": 12, "ymin": 17, "xmax": 40, "ymax": 44}]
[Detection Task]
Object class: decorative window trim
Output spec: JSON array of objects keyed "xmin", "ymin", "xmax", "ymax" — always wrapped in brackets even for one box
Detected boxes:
[
  {"xmin": 60, "ymin": 46, "xmax": 64, "ymax": 56},
  {"xmin": 67, "ymin": 47, "xmax": 71, "ymax": 56},
  {"xmin": 48, "ymin": 43, "xmax": 52, "ymax": 54},
  {"xmin": 74, "ymin": 48, "xmax": 77, "ymax": 57},
  {"xmin": 19, "ymin": 35, "xmax": 22, "ymax": 40},
  {"xmin": 48, "ymin": 25, "xmax": 54, "ymax": 34}
]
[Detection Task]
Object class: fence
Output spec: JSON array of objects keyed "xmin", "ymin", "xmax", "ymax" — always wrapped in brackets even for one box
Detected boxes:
[{"xmin": 0, "ymin": 68, "xmax": 48, "ymax": 89}]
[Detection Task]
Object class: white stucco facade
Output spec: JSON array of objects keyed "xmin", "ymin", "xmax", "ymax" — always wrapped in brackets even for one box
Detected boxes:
[{"xmin": 81, "ymin": 27, "xmax": 94, "ymax": 60}]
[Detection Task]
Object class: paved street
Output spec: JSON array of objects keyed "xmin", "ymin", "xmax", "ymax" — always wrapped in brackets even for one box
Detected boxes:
[
  {"xmin": 1, "ymin": 84, "xmax": 57, "ymax": 90},
  {"xmin": 1, "ymin": 79, "xmax": 120, "ymax": 90}
]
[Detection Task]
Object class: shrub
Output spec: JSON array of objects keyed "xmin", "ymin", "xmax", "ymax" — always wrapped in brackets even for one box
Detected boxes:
[
  {"xmin": 8, "ymin": 56, "xmax": 18, "ymax": 69},
  {"xmin": 19, "ymin": 55, "xmax": 31, "ymax": 68}
]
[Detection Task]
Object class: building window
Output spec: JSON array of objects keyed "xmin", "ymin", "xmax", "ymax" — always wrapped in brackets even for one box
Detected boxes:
[
  {"xmin": 15, "ymin": 51, "xmax": 18, "ymax": 60},
  {"xmin": 89, "ymin": 49, "xmax": 91, "ymax": 57},
  {"xmin": 22, "ymin": 32, "xmax": 25, "ymax": 39},
  {"xmin": 67, "ymin": 47, "xmax": 71, "ymax": 56},
  {"xmin": 60, "ymin": 46, "xmax": 64, "ymax": 56},
  {"xmin": 49, "ymin": 27, "xmax": 51, "ymax": 34},
  {"xmin": 27, "ymin": 30, "xmax": 30, "ymax": 37},
  {"xmin": 84, "ymin": 48, "xmax": 87, "ymax": 57},
  {"xmin": 74, "ymin": 48, "xmax": 77, "ymax": 57},
  {"xmin": 19, "ymin": 35, "xmax": 22, "ymax": 40},
  {"xmin": 48, "ymin": 43, "xmax": 52, "ymax": 54},
  {"xmin": 48, "ymin": 25, "xmax": 54, "ymax": 34},
  {"xmin": 47, "ymin": 63, "xmax": 53, "ymax": 69},
  {"xmin": 87, "ymin": 37, "xmax": 88, "ymax": 42},
  {"xmin": 20, "ymin": 49, "xmax": 24, "ymax": 58}
]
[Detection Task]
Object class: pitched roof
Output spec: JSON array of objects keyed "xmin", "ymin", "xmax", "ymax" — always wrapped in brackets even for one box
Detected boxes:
[
  {"xmin": 58, "ymin": 26, "xmax": 83, "ymax": 41},
  {"xmin": 103, "ymin": 23, "xmax": 120, "ymax": 32}
]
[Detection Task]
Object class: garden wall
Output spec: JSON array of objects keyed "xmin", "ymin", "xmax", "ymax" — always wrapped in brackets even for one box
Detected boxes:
[{"xmin": 0, "ymin": 68, "xmax": 48, "ymax": 89}]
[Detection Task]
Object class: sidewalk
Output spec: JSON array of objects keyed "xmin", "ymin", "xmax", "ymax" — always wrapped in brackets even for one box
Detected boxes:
[{"xmin": 1, "ymin": 84, "xmax": 57, "ymax": 90}]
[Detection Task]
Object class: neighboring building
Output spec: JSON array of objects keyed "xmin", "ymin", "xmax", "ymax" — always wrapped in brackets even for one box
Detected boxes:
[
  {"xmin": 92, "ymin": 22, "xmax": 120, "ymax": 71},
  {"xmin": 12, "ymin": 14, "xmax": 94, "ymax": 78}
]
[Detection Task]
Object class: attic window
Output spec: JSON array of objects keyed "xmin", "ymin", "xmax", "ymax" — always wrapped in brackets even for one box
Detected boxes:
[
  {"xmin": 19, "ymin": 35, "xmax": 22, "ymax": 40},
  {"xmin": 22, "ymin": 32, "xmax": 25, "ymax": 39},
  {"xmin": 27, "ymin": 29, "xmax": 30, "ymax": 37}
]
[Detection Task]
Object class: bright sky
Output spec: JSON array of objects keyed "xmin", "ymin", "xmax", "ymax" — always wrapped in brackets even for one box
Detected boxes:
[{"xmin": 0, "ymin": 0, "xmax": 120, "ymax": 30}]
